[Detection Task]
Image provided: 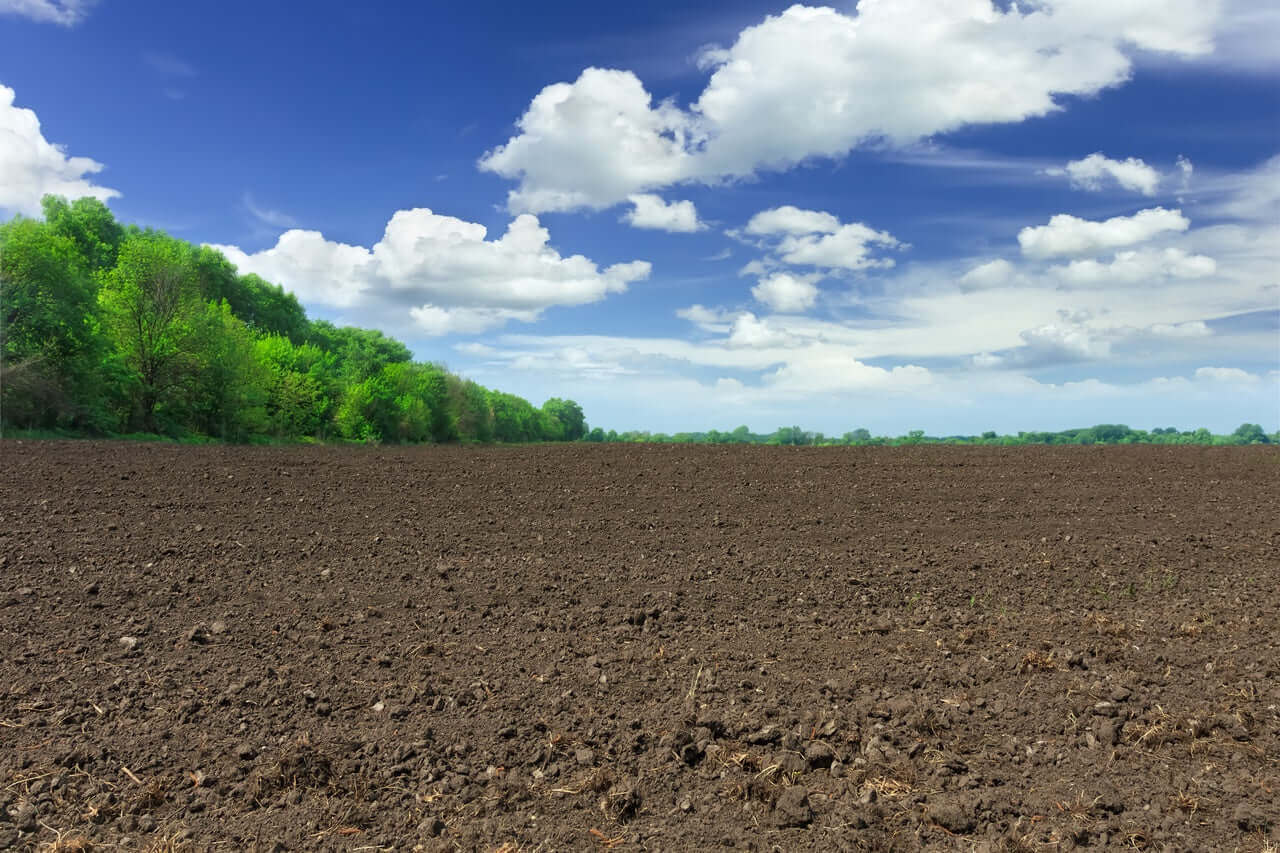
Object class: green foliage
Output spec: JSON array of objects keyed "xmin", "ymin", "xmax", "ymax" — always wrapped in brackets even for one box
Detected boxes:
[
  {"xmin": 304, "ymin": 320, "xmax": 412, "ymax": 382},
  {"xmin": 0, "ymin": 216, "xmax": 108, "ymax": 428},
  {"xmin": 254, "ymin": 334, "xmax": 332, "ymax": 438},
  {"xmin": 447, "ymin": 376, "xmax": 494, "ymax": 443},
  {"xmin": 41, "ymin": 196, "xmax": 123, "ymax": 272},
  {"xmin": 184, "ymin": 301, "xmax": 271, "ymax": 441},
  {"xmin": 542, "ymin": 397, "xmax": 587, "ymax": 441},
  {"xmin": 489, "ymin": 391, "xmax": 541, "ymax": 442},
  {"xmin": 768, "ymin": 425, "xmax": 813, "ymax": 446},
  {"xmin": 1, "ymin": 196, "xmax": 586, "ymax": 446},
  {"xmin": 537, "ymin": 409, "xmax": 566, "ymax": 442},
  {"xmin": 1232, "ymin": 423, "xmax": 1270, "ymax": 444},
  {"xmin": 334, "ymin": 376, "xmax": 382, "ymax": 442},
  {"xmin": 191, "ymin": 245, "xmax": 308, "ymax": 342},
  {"xmin": 97, "ymin": 230, "xmax": 204, "ymax": 432}
]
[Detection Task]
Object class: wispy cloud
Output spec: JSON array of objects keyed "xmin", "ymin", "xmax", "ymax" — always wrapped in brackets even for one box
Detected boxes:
[
  {"xmin": 243, "ymin": 193, "xmax": 298, "ymax": 230},
  {"xmin": 1204, "ymin": 0, "xmax": 1280, "ymax": 74},
  {"xmin": 0, "ymin": 0, "xmax": 96, "ymax": 26},
  {"xmin": 143, "ymin": 51, "xmax": 197, "ymax": 77},
  {"xmin": 142, "ymin": 52, "xmax": 196, "ymax": 101}
]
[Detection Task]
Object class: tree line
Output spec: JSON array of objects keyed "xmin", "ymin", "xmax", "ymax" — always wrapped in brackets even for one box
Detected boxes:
[
  {"xmin": 583, "ymin": 423, "xmax": 1275, "ymax": 446},
  {"xmin": 1, "ymin": 196, "xmax": 587, "ymax": 444}
]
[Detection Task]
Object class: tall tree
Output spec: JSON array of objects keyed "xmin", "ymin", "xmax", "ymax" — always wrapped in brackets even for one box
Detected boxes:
[{"xmin": 98, "ymin": 232, "xmax": 202, "ymax": 432}]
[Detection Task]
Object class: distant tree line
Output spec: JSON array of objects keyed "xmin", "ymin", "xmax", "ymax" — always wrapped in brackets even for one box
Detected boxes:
[
  {"xmin": 581, "ymin": 423, "xmax": 1276, "ymax": 446},
  {"xmin": 1, "ymin": 196, "xmax": 587, "ymax": 444}
]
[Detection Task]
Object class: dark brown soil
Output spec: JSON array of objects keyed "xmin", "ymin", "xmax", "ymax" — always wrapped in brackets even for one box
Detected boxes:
[{"xmin": 1, "ymin": 441, "xmax": 1278, "ymax": 852}]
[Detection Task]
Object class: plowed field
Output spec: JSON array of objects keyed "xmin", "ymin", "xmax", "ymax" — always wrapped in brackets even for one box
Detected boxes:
[{"xmin": 1, "ymin": 441, "xmax": 1277, "ymax": 851}]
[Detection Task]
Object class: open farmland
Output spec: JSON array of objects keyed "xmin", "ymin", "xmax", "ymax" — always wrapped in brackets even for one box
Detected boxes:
[{"xmin": 1, "ymin": 441, "xmax": 1277, "ymax": 851}]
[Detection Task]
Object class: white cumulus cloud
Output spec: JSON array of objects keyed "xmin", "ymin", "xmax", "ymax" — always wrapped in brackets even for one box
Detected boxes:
[
  {"xmin": 623, "ymin": 194, "xmax": 705, "ymax": 232},
  {"xmin": 1018, "ymin": 207, "xmax": 1190, "ymax": 259},
  {"xmin": 408, "ymin": 305, "xmax": 540, "ymax": 337},
  {"xmin": 777, "ymin": 222, "xmax": 901, "ymax": 271},
  {"xmin": 0, "ymin": 84, "xmax": 120, "ymax": 216},
  {"xmin": 959, "ymin": 258, "xmax": 1021, "ymax": 291},
  {"xmin": 1046, "ymin": 152, "xmax": 1162, "ymax": 195},
  {"xmin": 751, "ymin": 272, "xmax": 820, "ymax": 313},
  {"xmin": 727, "ymin": 312, "xmax": 801, "ymax": 349},
  {"xmin": 208, "ymin": 208, "xmax": 650, "ymax": 336},
  {"xmin": 480, "ymin": 1, "xmax": 1221, "ymax": 212},
  {"xmin": 476, "ymin": 67, "xmax": 695, "ymax": 214},
  {"xmin": 744, "ymin": 205, "xmax": 840, "ymax": 236},
  {"xmin": 1051, "ymin": 247, "xmax": 1216, "ymax": 286},
  {"xmin": 742, "ymin": 205, "xmax": 903, "ymax": 274}
]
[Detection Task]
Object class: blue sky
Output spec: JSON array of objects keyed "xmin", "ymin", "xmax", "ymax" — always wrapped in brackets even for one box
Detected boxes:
[{"xmin": 2, "ymin": 0, "xmax": 1277, "ymax": 434}]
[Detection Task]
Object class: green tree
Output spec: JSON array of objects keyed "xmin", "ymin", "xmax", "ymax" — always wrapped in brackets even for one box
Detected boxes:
[
  {"xmin": 237, "ymin": 274, "xmax": 308, "ymax": 341},
  {"xmin": 41, "ymin": 195, "xmax": 123, "ymax": 272},
  {"xmin": 334, "ymin": 376, "xmax": 383, "ymax": 442},
  {"xmin": 537, "ymin": 409, "xmax": 566, "ymax": 441},
  {"xmin": 305, "ymin": 320, "xmax": 411, "ymax": 382},
  {"xmin": 384, "ymin": 362, "xmax": 454, "ymax": 442},
  {"xmin": 490, "ymin": 391, "xmax": 539, "ymax": 442},
  {"xmin": 191, "ymin": 245, "xmax": 309, "ymax": 342},
  {"xmin": 98, "ymin": 232, "xmax": 203, "ymax": 432},
  {"xmin": 447, "ymin": 376, "xmax": 494, "ymax": 442},
  {"xmin": 184, "ymin": 301, "xmax": 270, "ymax": 440},
  {"xmin": 1090, "ymin": 424, "xmax": 1132, "ymax": 443},
  {"xmin": 254, "ymin": 334, "xmax": 330, "ymax": 438},
  {"xmin": 542, "ymin": 397, "xmax": 586, "ymax": 440},
  {"xmin": 0, "ymin": 217, "xmax": 107, "ymax": 427},
  {"xmin": 770, "ymin": 425, "xmax": 810, "ymax": 446},
  {"xmin": 1232, "ymin": 423, "xmax": 1269, "ymax": 444}
]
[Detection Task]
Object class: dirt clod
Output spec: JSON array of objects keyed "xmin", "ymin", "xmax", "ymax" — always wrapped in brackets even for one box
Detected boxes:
[
  {"xmin": 929, "ymin": 797, "xmax": 975, "ymax": 834},
  {"xmin": 774, "ymin": 785, "xmax": 813, "ymax": 827}
]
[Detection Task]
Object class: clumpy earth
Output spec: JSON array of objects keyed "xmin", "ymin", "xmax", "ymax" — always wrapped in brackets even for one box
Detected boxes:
[{"xmin": 1, "ymin": 441, "xmax": 1277, "ymax": 852}]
